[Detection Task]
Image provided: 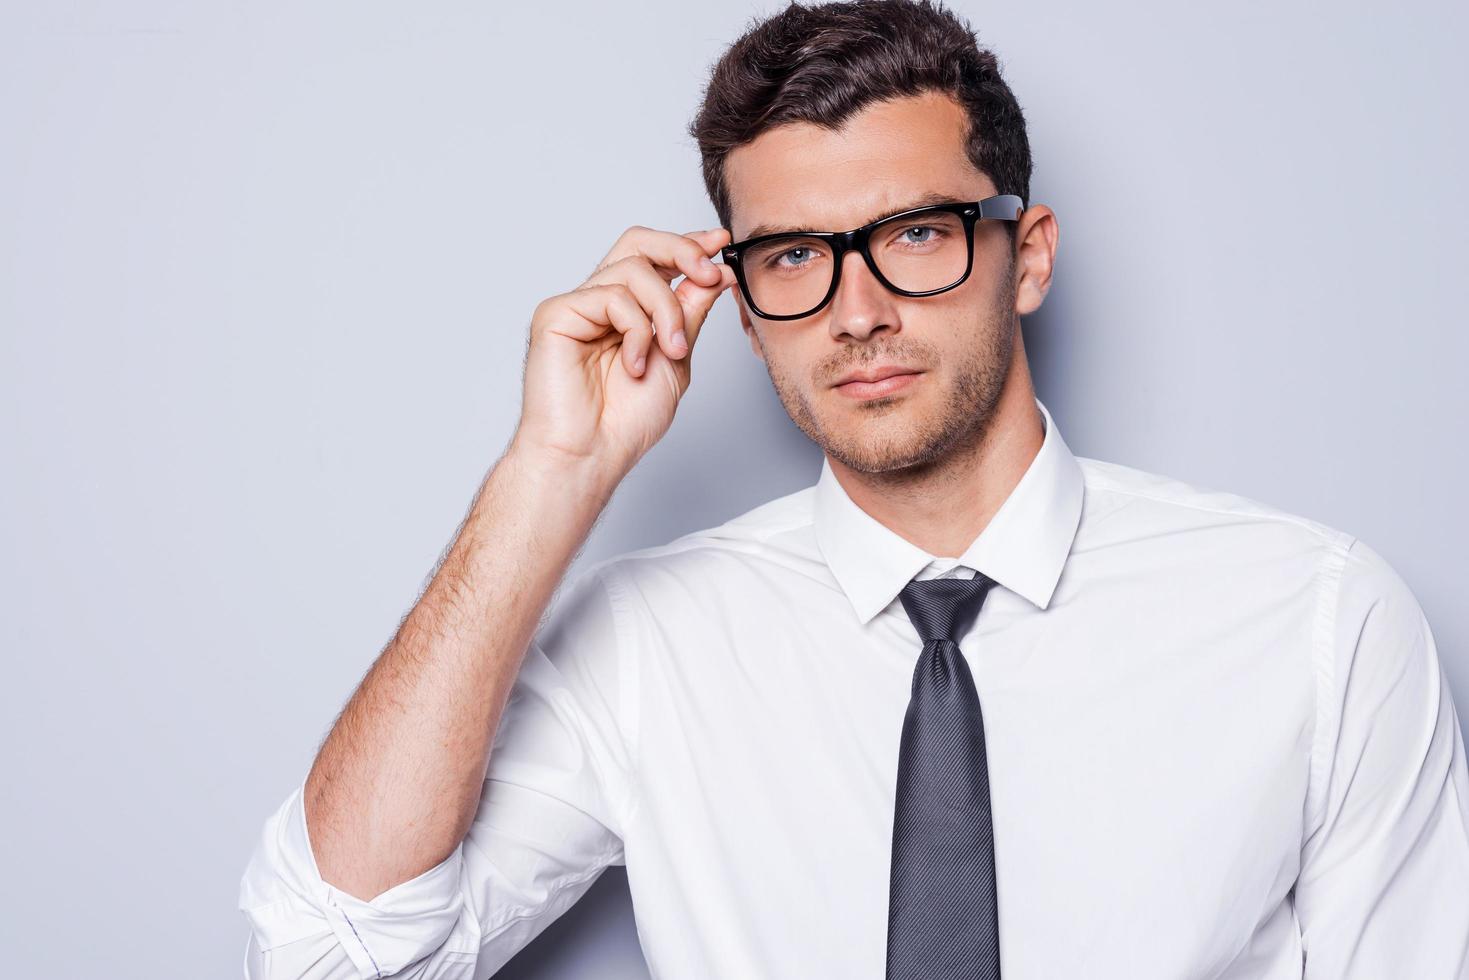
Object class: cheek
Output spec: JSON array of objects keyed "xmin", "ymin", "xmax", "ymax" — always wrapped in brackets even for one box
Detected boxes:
[
  {"xmin": 928, "ymin": 272, "xmax": 1009, "ymax": 336},
  {"xmin": 755, "ymin": 332, "xmax": 804, "ymax": 384},
  {"xmin": 946, "ymin": 268, "xmax": 998, "ymax": 309}
]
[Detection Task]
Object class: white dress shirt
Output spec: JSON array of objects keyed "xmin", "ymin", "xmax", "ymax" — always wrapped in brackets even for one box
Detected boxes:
[{"xmin": 239, "ymin": 396, "xmax": 1469, "ymax": 979}]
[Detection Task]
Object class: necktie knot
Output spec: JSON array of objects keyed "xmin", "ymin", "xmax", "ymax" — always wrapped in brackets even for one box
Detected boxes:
[{"xmin": 898, "ymin": 573, "xmax": 996, "ymax": 645}]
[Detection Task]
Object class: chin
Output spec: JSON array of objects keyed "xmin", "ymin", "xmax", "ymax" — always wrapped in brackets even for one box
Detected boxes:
[
  {"xmin": 777, "ymin": 373, "xmax": 946, "ymax": 472},
  {"xmin": 817, "ymin": 417, "xmax": 938, "ymax": 474}
]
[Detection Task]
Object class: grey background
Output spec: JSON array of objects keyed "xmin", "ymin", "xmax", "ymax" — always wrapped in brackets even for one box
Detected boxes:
[{"xmin": 2, "ymin": 1, "xmax": 1464, "ymax": 976}]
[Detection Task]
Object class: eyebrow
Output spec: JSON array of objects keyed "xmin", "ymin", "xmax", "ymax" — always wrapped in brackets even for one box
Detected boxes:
[{"xmin": 740, "ymin": 191, "xmax": 964, "ymax": 241}]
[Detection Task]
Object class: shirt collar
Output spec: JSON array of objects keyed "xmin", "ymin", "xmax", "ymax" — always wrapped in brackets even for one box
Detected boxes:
[{"xmin": 813, "ymin": 395, "xmax": 1085, "ymax": 625}]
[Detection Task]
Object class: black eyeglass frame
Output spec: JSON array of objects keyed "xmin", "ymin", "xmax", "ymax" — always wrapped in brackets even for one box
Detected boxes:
[{"xmin": 720, "ymin": 193, "xmax": 1025, "ymax": 321}]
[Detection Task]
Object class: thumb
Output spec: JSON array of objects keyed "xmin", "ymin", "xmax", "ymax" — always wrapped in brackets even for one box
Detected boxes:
[{"xmin": 673, "ymin": 262, "xmax": 737, "ymax": 349}]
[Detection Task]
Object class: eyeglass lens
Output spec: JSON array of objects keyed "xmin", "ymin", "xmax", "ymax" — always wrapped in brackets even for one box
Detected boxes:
[{"xmin": 740, "ymin": 209, "xmax": 968, "ymax": 317}]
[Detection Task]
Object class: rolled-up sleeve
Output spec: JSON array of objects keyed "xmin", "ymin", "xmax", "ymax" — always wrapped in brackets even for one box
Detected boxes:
[
  {"xmin": 1296, "ymin": 537, "xmax": 1469, "ymax": 977},
  {"xmin": 238, "ymin": 562, "xmax": 639, "ymax": 979}
]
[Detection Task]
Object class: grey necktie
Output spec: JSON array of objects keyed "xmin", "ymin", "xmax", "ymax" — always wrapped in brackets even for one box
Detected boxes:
[{"xmin": 885, "ymin": 572, "xmax": 1002, "ymax": 979}]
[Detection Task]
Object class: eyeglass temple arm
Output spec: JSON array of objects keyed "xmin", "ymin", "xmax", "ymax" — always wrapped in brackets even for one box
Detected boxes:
[{"xmin": 978, "ymin": 194, "xmax": 1026, "ymax": 221}]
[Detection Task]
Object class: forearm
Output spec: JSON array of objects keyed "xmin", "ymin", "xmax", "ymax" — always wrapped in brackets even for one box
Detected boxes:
[{"xmin": 302, "ymin": 438, "xmax": 619, "ymax": 901}]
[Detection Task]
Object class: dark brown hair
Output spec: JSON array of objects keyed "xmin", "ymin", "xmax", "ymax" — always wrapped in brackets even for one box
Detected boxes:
[{"xmin": 688, "ymin": 0, "xmax": 1032, "ymax": 238}]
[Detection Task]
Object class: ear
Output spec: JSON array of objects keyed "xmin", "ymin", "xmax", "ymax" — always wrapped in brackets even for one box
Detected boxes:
[
  {"xmin": 1012, "ymin": 204, "xmax": 1059, "ymax": 317},
  {"xmin": 734, "ymin": 292, "xmax": 766, "ymax": 364}
]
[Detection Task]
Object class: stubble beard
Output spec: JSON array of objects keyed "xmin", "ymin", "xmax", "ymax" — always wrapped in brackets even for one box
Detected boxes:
[{"xmin": 762, "ymin": 276, "xmax": 1018, "ymax": 477}]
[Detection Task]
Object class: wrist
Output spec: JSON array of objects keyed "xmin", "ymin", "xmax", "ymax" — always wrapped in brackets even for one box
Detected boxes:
[{"xmin": 503, "ymin": 433, "xmax": 624, "ymax": 506}]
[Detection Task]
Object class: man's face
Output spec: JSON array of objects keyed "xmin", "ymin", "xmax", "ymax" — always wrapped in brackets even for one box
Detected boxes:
[{"xmin": 724, "ymin": 91, "xmax": 1022, "ymax": 475}]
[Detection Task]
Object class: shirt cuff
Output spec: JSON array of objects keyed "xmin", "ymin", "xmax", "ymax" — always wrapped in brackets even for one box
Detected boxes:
[{"xmin": 239, "ymin": 782, "xmax": 476, "ymax": 978}]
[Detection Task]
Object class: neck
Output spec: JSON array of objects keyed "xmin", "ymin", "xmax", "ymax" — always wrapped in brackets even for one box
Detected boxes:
[{"xmin": 826, "ymin": 347, "xmax": 1044, "ymax": 559}]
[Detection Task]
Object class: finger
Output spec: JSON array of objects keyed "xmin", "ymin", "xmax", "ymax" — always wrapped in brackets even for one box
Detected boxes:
[
  {"xmin": 605, "ymin": 290, "xmax": 657, "ymax": 378},
  {"xmin": 673, "ymin": 228, "xmax": 734, "ymax": 287},
  {"xmin": 582, "ymin": 256, "xmax": 690, "ymax": 360},
  {"xmin": 679, "ymin": 227, "xmax": 732, "ymax": 260},
  {"xmin": 595, "ymin": 225, "xmax": 725, "ymax": 287},
  {"xmin": 672, "ymin": 261, "xmax": 737, "ymax": 352},
  {"xmin": 558, "ymin": 283, "xmax": 655, "ymax": 378}
]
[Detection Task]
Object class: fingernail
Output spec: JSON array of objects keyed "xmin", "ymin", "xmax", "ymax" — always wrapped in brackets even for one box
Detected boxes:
[
  {"xmin": 634, "ymin": 355, "xmax": 646, "ymax": 374},
  {"xmin": 700, "ymin": 256, "xmax": 716, "ymax": 270},
  {"xmin": 673, "ymin": 330, "xmax": 689, "ymax": 351}
]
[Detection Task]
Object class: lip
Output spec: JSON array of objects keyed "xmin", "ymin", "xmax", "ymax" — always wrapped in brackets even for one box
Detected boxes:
[
  {"xmin": 832, "ymin": 364, "xmax": 923, "ymax": 387},
  {"xmin": 834, "ymin": 370, "xmax": 923, "ymax": 400}
]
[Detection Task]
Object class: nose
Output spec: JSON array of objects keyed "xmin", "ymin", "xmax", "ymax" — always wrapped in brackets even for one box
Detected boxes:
[{"xmin": 827, "ymin": 248, "xmax": 900, "ymax": 342}]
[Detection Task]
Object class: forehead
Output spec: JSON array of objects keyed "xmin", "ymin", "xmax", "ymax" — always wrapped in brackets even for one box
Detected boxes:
[{"xmin": 724, "ymin": 90, "xmax": 993, "ymax": 240}]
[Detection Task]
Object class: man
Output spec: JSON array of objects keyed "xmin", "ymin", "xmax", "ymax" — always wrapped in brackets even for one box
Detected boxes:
[{"xmin": 238, "ymin": 1, "xmax": 1469, "ymax": 977}]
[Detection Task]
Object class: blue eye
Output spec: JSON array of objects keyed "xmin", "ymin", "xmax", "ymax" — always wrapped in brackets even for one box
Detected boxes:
[{"xmin": 778, "ymin": 246, "xmax": 815, "ymax": 267}]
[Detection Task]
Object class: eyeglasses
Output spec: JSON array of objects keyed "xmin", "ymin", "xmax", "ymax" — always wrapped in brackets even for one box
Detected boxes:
[{"xmin": 721, "ymin": 194, "xmax": 1025, "ymax": 321}]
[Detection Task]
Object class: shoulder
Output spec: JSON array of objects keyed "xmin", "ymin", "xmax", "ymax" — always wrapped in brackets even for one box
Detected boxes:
[
  {"xmin": 579, "ymin": 481, "xmax": 829, "ymax": 606},
  {"xmin": 1074, "ymin": 453, "xmax": 1356, "ymax": 559},
  {"xmin": 1331, "ymin": 534, "xmax": 1433, "ymax": 665}
]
